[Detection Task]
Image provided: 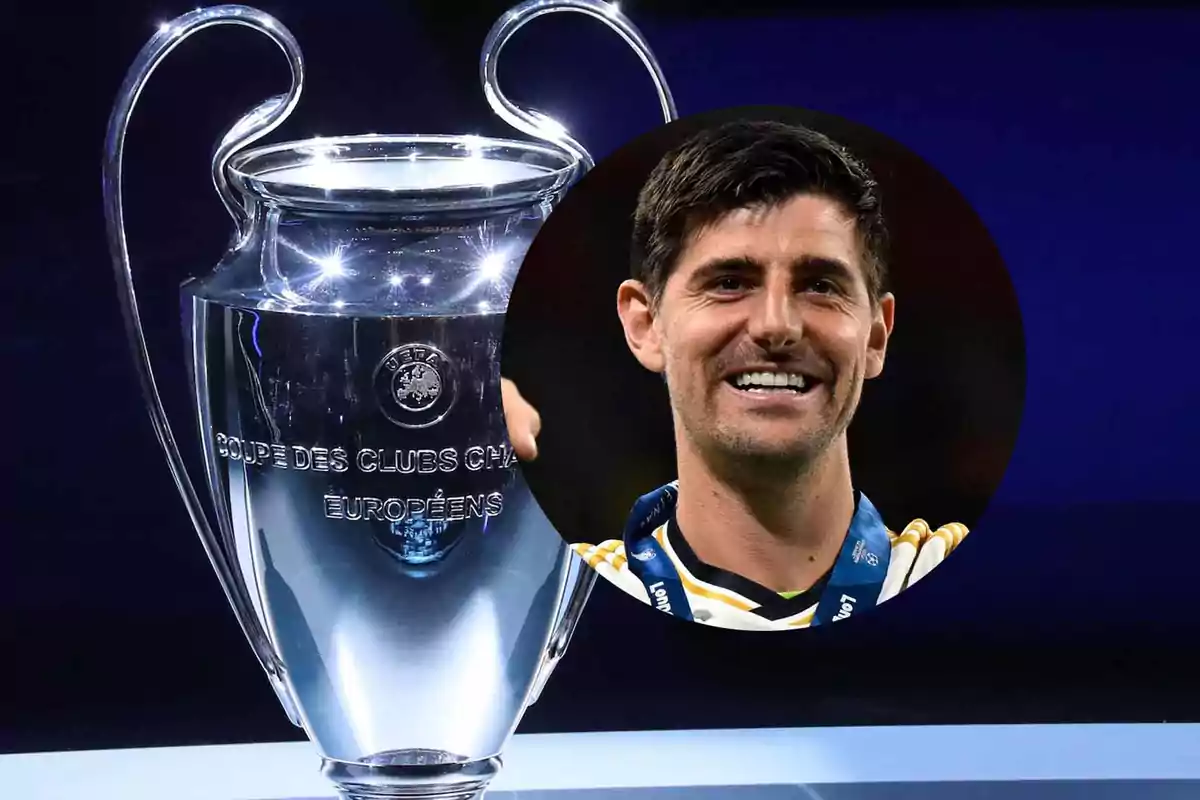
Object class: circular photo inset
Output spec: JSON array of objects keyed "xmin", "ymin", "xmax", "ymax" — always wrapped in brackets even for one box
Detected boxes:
[{"xmin": 501, "ymin": 105, "xmax": 1025, "ymax": 633}]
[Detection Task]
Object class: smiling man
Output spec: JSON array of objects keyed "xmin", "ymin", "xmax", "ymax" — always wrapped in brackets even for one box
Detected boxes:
[{"xmin": 508, "ymin": 119, "xmax": 968, "ymax": 631}]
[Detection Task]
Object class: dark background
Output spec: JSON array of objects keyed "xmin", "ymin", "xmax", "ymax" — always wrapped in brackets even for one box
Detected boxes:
[
  {"xmin": 3, "ymin": 0, "xmax": 1200, "ymax": 755},
  {"xmin": 503, "ymin": 104, "xmax": 1025, "ymax": 550}
]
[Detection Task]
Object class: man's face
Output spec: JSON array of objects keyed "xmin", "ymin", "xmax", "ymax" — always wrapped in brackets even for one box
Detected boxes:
[{"xmin": 619, "ymin": 193, "xmax": 894, "ymax": 466}]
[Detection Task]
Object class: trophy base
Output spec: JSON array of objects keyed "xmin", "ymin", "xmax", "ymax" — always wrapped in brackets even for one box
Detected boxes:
[{"xmin": 322, "ymin": 751, "xmax": 500, "ymax": 800}]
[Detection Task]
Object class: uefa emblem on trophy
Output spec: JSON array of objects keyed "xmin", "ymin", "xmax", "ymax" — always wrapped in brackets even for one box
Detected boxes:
[{"xmin": 102, "ymin": 2, "xmax": 676, "ymax": 797}]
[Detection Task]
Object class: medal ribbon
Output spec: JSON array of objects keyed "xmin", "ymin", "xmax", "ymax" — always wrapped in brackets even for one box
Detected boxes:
[{"xmin": 622, "ymin": 483, "xmax": 891, "ymax": 626}]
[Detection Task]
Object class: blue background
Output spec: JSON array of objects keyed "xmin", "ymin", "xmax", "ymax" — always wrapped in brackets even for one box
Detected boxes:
[{"xmin": 1, "ymin": 1, "xmax": 1198, "ymax": 753}]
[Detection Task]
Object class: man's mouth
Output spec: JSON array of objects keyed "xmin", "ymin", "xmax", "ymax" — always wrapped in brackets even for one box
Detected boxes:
[{"xmin": 726, "ymin": 370, "xmax": 818, "ymax": 395}]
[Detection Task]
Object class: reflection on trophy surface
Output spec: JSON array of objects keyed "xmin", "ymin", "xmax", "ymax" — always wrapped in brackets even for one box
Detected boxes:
[
  {"xmin": 102, "ymin": 2, "xmax": 675, "ymax": 798},
  {"xmin": 188, "ymin": 167, "xmax": 567, "ymax": 774}
]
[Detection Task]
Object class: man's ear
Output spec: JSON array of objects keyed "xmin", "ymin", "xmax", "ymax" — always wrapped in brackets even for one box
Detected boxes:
[
  {"xmin": 616, "ymin": 279, "xmax": 665, "ymax": 374},
  {"xmin": 865, "ymin": 292, "xmax": 895, "ymax": 380}
]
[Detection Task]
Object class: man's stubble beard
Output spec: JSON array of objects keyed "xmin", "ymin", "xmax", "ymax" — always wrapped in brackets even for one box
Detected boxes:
[{"xmin": 668, "ymin": 365, "xmax": 866, "ymax": 486}]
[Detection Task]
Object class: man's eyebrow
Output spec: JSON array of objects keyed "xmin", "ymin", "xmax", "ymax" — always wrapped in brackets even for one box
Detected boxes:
[
  {"xmin": 686, "ymin": 256, "xmax": 763, "ymax": 282},
  {"xmin": 687, "ymin": 255, "xmax": 858, "ymax": 282},
  {"xmin": 794, "ymin": 255, "xmax": 857, "ymax": 283}
]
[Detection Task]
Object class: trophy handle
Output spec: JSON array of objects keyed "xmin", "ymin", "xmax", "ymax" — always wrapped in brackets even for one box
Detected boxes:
[
  {"xmin": 213, "ymin": 92, "xmax": 298, "ymax": 247},
  {"xmin": 102, "ymin": 5, "xmax": 306, "ymax": 726},
  {"xmin": 481, "ymin": 0, "xmax": 677, "ymax": 706},
  {"xmin": 480, "ymin": 0, "xmax": 679, "ymax": 172}
]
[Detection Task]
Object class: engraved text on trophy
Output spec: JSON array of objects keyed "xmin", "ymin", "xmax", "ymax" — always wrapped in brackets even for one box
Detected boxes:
[
  {"xmin": 198, "ymin": 305, "xmax": 515, "ymax": 566},
  {"xmin": 213, "ymin": 434, "xmax": 513, "ymax": 526}
]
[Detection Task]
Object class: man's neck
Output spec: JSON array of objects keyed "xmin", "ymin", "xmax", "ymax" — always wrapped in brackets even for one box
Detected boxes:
[{"xmin": 672, "ymin": 438, "xmax": 856, "ymax": 594}]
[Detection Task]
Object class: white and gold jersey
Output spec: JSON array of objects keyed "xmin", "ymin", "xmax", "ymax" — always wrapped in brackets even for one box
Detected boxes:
[{"xmin": 571, "ymin": 518, "xmax": 968, "ymax": 632}]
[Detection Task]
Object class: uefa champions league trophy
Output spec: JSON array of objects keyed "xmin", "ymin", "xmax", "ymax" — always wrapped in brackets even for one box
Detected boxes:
[{"xmin": 102, "ymin": 2, "xmax": 676, "ymax": 797}]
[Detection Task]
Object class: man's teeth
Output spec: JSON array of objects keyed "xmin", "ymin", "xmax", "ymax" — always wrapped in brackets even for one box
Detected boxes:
[{"xmin": 733, "ymin": 371, "xmax": 808, "ymax": 390}]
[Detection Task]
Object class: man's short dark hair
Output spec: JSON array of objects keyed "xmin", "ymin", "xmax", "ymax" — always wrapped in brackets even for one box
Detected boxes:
[{"xmin": 631, "ymin": 118, "xmax": 888, "ymax": 306}]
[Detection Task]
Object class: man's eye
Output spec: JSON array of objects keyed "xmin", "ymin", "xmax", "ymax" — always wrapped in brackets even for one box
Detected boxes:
[
  {"xmin": 806, "ymin": 278, "xmax": 837, "ymax": 294},
  {"xmin": 712, "ymin": 276, "xmax": 747, "ymax": 292}
]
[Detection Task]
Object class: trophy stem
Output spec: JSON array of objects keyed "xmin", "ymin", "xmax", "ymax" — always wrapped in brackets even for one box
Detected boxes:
[{"xmin": 322, "ymin": 754, "xmax": 501, "ymax": 800}]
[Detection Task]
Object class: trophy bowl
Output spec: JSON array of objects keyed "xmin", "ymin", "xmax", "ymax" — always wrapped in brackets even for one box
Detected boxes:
[{"xmin": 101, "ymin": 3, "xmax": 676, "ymax": 798}]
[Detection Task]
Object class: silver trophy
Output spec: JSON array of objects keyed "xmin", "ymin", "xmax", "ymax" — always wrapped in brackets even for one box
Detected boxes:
[{"xmin": 102, "ymin": 3, "xmax": 676, "ymax": 798}]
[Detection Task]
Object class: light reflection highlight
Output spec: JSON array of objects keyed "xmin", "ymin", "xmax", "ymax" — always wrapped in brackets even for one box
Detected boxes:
[
  {"xmin": 317, "ymin": 254, "xmax": 346, "ymax": 278},
  {"xmin": 462, "ymin": 135, "xmax": 485, "ymax": 157},
  {"xmin": 533, "ymin": 112, "xmax": 568, "ymax": 139},
  {"xmin": 295, "ymin": 139, "xmax": 349, "ymax": 190},
  {"xmin": 266, "ymin": 218, "xmax": 520, "ymax": 312},
  {"xmin": 478, "ymin": 252, "xmax": 506, "ymax": 281},
  {"xmin": 277, "ymin": 239, "xmax": 356, "ymax": 300},
  {"xmin": 441, "ymin": 247, "xmax": 512, "ymax": 309}
]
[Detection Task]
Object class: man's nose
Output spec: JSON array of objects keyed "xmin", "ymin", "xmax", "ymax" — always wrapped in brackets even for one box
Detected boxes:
[{"xmin": 747, "ymin": 278, "xmax": 801, "ymax": 350}]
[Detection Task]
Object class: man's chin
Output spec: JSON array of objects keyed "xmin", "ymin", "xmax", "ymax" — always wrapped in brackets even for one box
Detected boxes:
[{"xmin": 709, "ymin": 431, "xmax": 824, "ymax": 466}]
